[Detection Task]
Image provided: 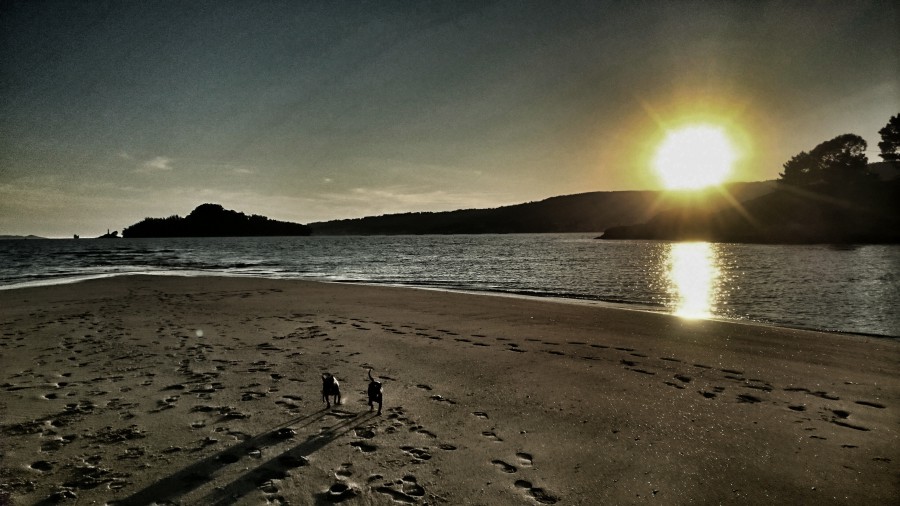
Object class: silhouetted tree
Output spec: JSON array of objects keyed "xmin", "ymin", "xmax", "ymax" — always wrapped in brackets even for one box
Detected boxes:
[
  {"xmin": 780, "ymin": 134, "xmax": 871, "ymax": 187},
  {"xmin": 878, "ymin": 114, "xmax": 900, "ymax": 162}
]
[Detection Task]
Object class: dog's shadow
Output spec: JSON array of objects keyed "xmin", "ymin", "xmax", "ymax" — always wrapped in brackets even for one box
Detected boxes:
[{"xmin": 106, "ymin": 408, "xmax": 376, "ymax": 506}]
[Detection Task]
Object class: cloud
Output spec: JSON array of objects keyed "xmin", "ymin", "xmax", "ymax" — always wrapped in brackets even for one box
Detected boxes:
[{"xmin": 143, "ymin": 156, "xmax": 173, "ymax": 172}]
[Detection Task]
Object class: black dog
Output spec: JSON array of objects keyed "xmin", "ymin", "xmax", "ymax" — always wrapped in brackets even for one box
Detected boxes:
[
  {"xmin": 367, "ymin": 369, "xmax": 383, "ymax": 415},
  {"xmin": 322, "ymin": 373, "xmax": 341, "ymax": 408}
]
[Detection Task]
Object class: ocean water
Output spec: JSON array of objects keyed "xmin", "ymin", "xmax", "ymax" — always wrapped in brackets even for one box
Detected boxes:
[{"xmin": 1, "ymin": 235, "xmax": 897, "ymax": 337}]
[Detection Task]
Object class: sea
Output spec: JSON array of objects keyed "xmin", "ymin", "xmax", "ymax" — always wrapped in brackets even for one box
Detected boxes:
[{"xmin": 1, "ymin": 235, "xmax": 898, "ymax": 338}]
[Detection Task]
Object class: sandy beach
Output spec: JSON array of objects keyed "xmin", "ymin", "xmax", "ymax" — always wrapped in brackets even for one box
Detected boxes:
[{"xmin": 1, "ymin": 275, "xmax": 897, "ymax": 505}]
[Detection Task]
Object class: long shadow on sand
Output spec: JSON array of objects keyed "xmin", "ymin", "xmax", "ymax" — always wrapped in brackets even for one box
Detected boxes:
[
  {"xmin": 202, "ymin": 410, "xmax": 377, "ymax": 505},
  {"xmin": 105, "ymin": 408, "xmax": 376, "ymax": 506}
]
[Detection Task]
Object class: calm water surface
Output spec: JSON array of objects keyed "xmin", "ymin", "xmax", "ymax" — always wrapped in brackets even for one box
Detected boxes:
[{"xmin": 1, "ymin": 235, "xmax": 897, "ymax": 337}]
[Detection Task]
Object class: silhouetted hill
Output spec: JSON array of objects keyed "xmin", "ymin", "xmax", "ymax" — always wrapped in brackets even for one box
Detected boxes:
[
  {"xmin": 122, "ymin": 204, "xmax": 312, "ymax": 238},
  {"xmin": 602, "ymin": 180, "xmax": 900, "ymax": 244},
  {"xmin": 309, "ymin": 182, "xmax": 775, "ymax": 235},
  {"xmin": 0, "ymin": 235, "xmax": 44, "ymax": 240}
]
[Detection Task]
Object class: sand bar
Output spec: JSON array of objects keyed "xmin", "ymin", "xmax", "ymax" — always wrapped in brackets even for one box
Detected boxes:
[{"xmin": 1, "ymin": 275, "xmax": 897, "ymax": 505}]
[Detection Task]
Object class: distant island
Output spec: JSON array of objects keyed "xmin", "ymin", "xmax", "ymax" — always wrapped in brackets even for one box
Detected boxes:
[
  {"xmin": 0, "ymin": 235, "xmax": 44, "ymax": 240},
  {"xmin": 121, "ymin": 204, "xmax": 311, "ymax": 238}
]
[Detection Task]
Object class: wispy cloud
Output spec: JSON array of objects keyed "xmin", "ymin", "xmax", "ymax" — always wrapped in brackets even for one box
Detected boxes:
[{"xmin": 143, "ymin": 156, "xmax": 173, "ymax": 172}]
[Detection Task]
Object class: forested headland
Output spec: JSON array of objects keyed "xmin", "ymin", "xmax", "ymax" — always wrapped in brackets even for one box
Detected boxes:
[{"xmin": 122, "ymin": 204, "xmax": 312, "ymax": 238}]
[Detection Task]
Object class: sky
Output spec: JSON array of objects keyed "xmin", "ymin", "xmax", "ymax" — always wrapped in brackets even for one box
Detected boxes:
[{"xmin": 1, "ymin": 0, "xmax": 897, "ymax": 237}]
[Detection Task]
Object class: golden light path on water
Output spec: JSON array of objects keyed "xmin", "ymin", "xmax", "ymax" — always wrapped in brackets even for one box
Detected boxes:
[{"xmin": 667, "ymin": 242, "xmax": 720, "ymax": 319}]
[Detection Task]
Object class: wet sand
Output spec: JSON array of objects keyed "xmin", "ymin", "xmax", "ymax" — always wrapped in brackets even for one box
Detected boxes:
[{"xmin": 1, "ymin": 275, "xmax": 897, "ymax": 505}]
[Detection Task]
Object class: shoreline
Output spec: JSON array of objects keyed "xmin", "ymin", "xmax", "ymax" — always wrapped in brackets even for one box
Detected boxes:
[
  {"xmin": 1, "ymin": 275, "xmax": 898, "ymax": 504},
  {"xmin": 1, "ymin": 271, "xmax": 896, "ymax": 340}
]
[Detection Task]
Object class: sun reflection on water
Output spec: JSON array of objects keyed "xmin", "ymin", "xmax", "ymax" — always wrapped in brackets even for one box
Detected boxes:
[{"xmin": 667, "ymin": 242, "xmax": 720, "ymax": 319}]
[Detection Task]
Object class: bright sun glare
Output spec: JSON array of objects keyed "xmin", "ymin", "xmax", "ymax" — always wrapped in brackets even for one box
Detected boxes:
[{"xmin": 653, "ymin": 124, "xmax": 737, "ymax": 190}]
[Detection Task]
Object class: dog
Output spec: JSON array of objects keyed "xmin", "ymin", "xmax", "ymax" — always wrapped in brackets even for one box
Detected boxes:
[
  {"xmin": 321, "ymin": 373, "xmax": 341, "ymax": 408},
  {"xmin": 367, "ymin": 369, "xmax": 383, "ymax": 415}
]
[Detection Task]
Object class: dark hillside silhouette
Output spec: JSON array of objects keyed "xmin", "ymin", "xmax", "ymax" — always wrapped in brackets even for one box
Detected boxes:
[
  {"xmin": 309, "ymin": 182, "xmax": 774, "ymax": 235},
  {"xmin": 603, "ymin": 170, "xmax": 900, "ymax": 243},
  {"xmin": 122, "ymin": 204, "xmax": 311, "ymax": 238}
]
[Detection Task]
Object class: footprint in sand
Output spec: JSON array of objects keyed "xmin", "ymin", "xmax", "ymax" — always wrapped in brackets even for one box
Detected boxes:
[
  {"xmin": 375, "ymin": 475, "xmax": 425, "ymax": 503},
  {"xmin": 516, "ymin": 452, "xmax": 534, "ymax": 467},
  {"xmin": 514, "ymin": 479, "xmax": 559, "ymax": 504},
  {"xmin": 354, "ymin": 427, "xmax": 376, "ymax": 439},
  {"xmin": 321, "ymin": 482, "xmax": 358, "ymax": 502},
  {"xmin": 335, "ymin": 462, "xmax": 353, "ymax": 478},
  {"xmin": 400, "ymin": 446, "xmax": 431, "ymax": 461},
  {"xmin": 30, "ymin": 460, "xmax": 54, "ymax": 472},
  {"xmin": 429, "ymin": 394, "xmax": 457, "ymax": 404},
  {"xmin": 481, "ymin": 431, "xmax": 503, "ymax": 442},
  {"xmin": 832, "ymin": 420, "xmax": 870, "ymax": 431},
  {"xmin": 828, "ymin": 410, "xmax": 870, "ymax": 431},
  {"xmin": 492, "ymin": 459, "xmax": 517, "ymax": 473}
]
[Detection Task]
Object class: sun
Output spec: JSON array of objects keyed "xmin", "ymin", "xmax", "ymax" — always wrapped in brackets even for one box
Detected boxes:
[{"xmin": 653, "ymin": 124, "xmax": 737, "ymax": 190}]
